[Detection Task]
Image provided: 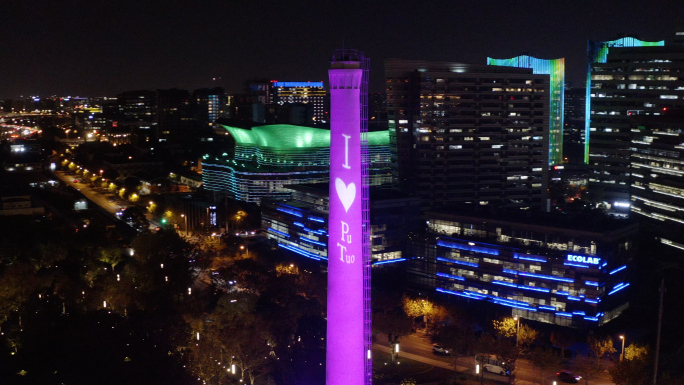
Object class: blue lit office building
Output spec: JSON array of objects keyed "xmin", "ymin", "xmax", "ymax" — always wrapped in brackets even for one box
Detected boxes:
[
  {"xmin": 261, "ymin": 184, "xmax": 421, "ymax": 263},
  {"xmin": 408, "ymin": 207, "xmax": 637, "ymax": 327},
  {"xmin": 202, "ymin": 124, "xmax": 392, "ymax": 203}
]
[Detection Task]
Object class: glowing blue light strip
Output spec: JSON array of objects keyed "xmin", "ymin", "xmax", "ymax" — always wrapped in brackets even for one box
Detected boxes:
[
  {"xmin": 539, "ymin": 305, "xmax": 557, "ymax": 311},
  {"xmin": 608, "ymin": 283, "xmax": 630, "ymax": 295},
  {"xmin": 278, "ymin": 243, "xmax": 321, "ymax": 261},
  {"xmin": 568, "ymin": 296, "xmax": 581, "ymax": 301},
  {"xmin": 503, "ymin": 269, "xmax": 575, "ymax": 283},
  {"xmin": 276, "ymin": 207, "xmax": 303, "ymax": 217},
  {"xmin": 308, "ymin": 215, "xmax": 325, "ymax": 223},
  {"xmin": 273, "ymin": 81, "xmax": 325, "ymax": 88},
  {"xmin": 268, "ymin": 228, "xmax": 290, "ymax": 237},
  {"xmin": 373, "ymin": 258, "xmax": 407, "ymax": 266},
  {"xmin": 437, "ymin": 272, "xmax": 466, "ymax": 281},
  {"xmin": 609, "ymin": 265, "xmax": 627, "ymax": 275},
  {"xmin": 585, "ymin": 281, "xmax": 599, "ymax": 286},
  {"xmin": 572, "ymin": 311, "xmax": 586, "ymax": 315},
  {"xmin": 564, "ymin": 262, "xmax": 590, "ymax": 269},
  {"xmin": 436, "ymin": 257, "xmax": 479, "ymax": 268},
  {"xmin": 513, "ymin": 253, "xmax": 547, "ymax": 263},
  {"xmin": 556, "ymin": 312, "xmax": 572, "ymax": 317},
  {"xmin": 584, "ymin": 316, "xmax": 599, "ymax": 321},
  {"xmin": 436, "ymin": 287, "xmax": 484, "ymax": 300},
  {"xmin": 493, "ymin": 280, "xmax": 517, "ymax": 288},
  {"xmin": 556, "ymin": 291, "xmax": 569, "ymax": 296},
  {"xmin": 437, "ymin": 240, "xmax": 499, "ymax": 255},
  {"xmin": 585, "ymin": 299, "xmax": 598, "ymax": 304},
  {"xmin": 293, "ymin": 222, "xmax": 304, "ymax": 227},
  {"xmin": 299, "ymin": 236, "xmax": 326, "ymax": 247}
]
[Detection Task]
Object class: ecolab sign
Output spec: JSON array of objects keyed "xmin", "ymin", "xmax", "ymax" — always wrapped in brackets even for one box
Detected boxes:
[{"xmin": 567, "ymin": 254, "xmax": 600, "ymax": 265}]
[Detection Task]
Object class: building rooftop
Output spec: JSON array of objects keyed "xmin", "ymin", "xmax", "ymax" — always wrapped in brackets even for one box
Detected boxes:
[{"xmin": 219, "ymin": 124, "xmax": 389, "ymax": 150}]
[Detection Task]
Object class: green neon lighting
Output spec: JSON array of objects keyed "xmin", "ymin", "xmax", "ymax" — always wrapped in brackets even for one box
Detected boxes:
[
  {"xmin": 487, "ymin": 55, "xmax": 565, "ymax": 166},
  {"xmin": 220, "ymin": 124, "xmax": 388, "ymax": 149},
  {"xmin": 585, "ymin": 37, "xmax": 665, "ymax": 163}
]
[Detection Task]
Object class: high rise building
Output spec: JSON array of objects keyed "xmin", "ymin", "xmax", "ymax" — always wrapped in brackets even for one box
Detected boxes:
[
  {"xmin": 487, "ymin": 55, "xmax": 565, "ymax": 166},
  {"xmin": 587, "ymin": 36, "xmax": 684, "ymax": 207},
  {"xmin": 585, "ymin": 37, "xmax": 665, "ymax": 164},
  {"xmin": 385, "ymin": 59, "xmax": 550, "ymax": 211},
  {"xmin": 271, "ymin": 81, "xmax": 327, "ymax": 124},
  {"xmin": 630, "ymin": 116, "xmax": 684, "ymax": 251},
  {"xmin": 156, "ymin": 88, "xmax": 192, "ymax": 142},
  {"xmin": 193, "ymin": 87, "xmax": 227, "ymax": 127}
]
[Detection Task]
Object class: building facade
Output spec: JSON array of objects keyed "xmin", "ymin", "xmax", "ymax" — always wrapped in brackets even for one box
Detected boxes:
[
  {"xmin": 271, "ymin": 81, "xmax": 327, "ymax": 124},
  {"xmin": 261, "ymin": 184, "xmax": 421, "ymax": 263},
  {"xmin": 408, "ymin": 208, "xmax": 637, "ymax": 327},
  {"xmin": 588, "ymin": 38, "xmax": 684, "ymax": 207},
  {"xmin": 385, "ymin": 59, "xmax": 550, "ymax": 211},
  {"xmin": 487, "ymin": 55, "xmax": 565, "ymax": 166},
  {"xmin": 201, "ymin": 124, "xmax": 392, "ymax": 203}
]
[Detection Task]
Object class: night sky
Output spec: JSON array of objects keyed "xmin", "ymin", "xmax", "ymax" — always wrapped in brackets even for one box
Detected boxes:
[{"xmin": 3, "ymin": 0, "xmax": 684, "ymax": 98}]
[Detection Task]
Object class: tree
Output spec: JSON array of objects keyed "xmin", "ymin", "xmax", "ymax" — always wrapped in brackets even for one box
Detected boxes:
[
  {"xmin": 609, "ymin": 345, "xmax": 650, "ymax": 385},
  {"xmin": 550, "ymin": 329, "xmax": 575, "ymax": 358},
  {"xmin": 97, "ymin": 247, "xmax": 126, "ymax": 270},
  {"xmin": 517, "ymin": 324, "xmax": 538, "ymax": 347},
  {"xmin": 529, "ymin": 347, "xmax": 559, "ymax": 384},
  {"xmin": 493, "ymin": 317, "xmax": 517, "ymax": 338},
  {"xmin": 624, "ymin": 343, "xmax": 648, "ymax": 361},
  {"xmin": 587, "ymin": 334, "xmax": 616, "ymax": 360},
  {"xmin": 402, "ymin": 295, "xmax": 447, "ymax": 329}
]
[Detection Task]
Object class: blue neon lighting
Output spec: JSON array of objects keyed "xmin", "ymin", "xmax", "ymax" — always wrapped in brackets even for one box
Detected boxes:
[
  {"xmin": 437, "ymin": 257, "xmax": 478, "ymax": 267},
  {"xmin": 373, "ymin": 258, "xmax": 407, "ymax": 266},
  {"xmin": 556, "ymin": 291, "xmax": 569, "ymax": 296},
  {"xmin": 585, "ymin": 281, "xmax": 599, "ymax": 286},
  {"xmin": 293, "ymin": 222, "xmax": 304, "ymax": 227},
  {"xmin": 513, "ymin": 253, "xmax": 547, "ymax": 263},
  {"xmin": 609, "ymin": 265, "xmax": 627, "ymax": 275},
  {"xmin": 585, "ymin": 299, "xmax": 598, "ymax": 304},
  {"xmin": 503, "ymin": 269, "xmax": 575, "ymax": 283},
  {"xmin": 539, "ymin": 305, "xmax": 557, "ymax": 311},
  {"xmin": 493, "ymin": 280, "xmax": 518, "ymax": 288},
  {"xmin": 601, "ymin": 261, "xmax": 608, "ymax": 268},
  {"xmin": 308, "ymin": 215, "xmax": 325, "ymax": 223},
  {"xmin": 572, "ymin": 311, "xmax": 586, "ymax": 315},
  {"xmin": 273, "ymin": 81, "xmax": 325, "ymax": 88},
  {"xmin": 299, "ymin": 236, "xmax": 326, "ymax": 247},
  {"xmin": 608, "ymin": 282, "xmax": 630, "ymax": 295},
  {"xmin": 278, "ymin": 243, "xmax": 321, "ymax": 261},
  {"xmin": 564, "ymin": 262, "xmax": 591, "ymax": 269},
  {"xmin": 568, "ymin": 296, "xmax": 581, "ymax": 301},
  {"xmin": 437, "ymin": 272, "xmax": 466, "ymax": 281},
  {"xmin": 584, "ymin": 316, "xmax": 599, "ymax": 321},
  {"xmin": 437, "ymin": 240, "xmax": 499, "ymax": 255},
  {"xmin": 556, "ymin": 312, "xmax": 573, "ymax": 317},
  {"xmin": 268, "ymin": 228, "xmax": 290, "ymax": 237},
  {"xmin": 436, "ymin": 288, "xmax": 485, "ymax": 300},
  {"xmin": 276, "ymin": 207, "xmax": 303, "ymax": 217}
]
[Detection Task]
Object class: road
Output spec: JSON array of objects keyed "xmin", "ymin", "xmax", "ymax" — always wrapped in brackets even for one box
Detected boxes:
[
  {"xmin": 374, "ymin": 330, "xmax": 615, "ymax": 385},
  {"xmin": 54, "ymin": 171, "xmax": 127, "ymax": 215}
]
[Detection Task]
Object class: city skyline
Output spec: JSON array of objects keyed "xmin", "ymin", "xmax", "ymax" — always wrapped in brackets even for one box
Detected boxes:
[{"xmin": 3, "ymin": 0, "xmax": 684, "ymax": 98}]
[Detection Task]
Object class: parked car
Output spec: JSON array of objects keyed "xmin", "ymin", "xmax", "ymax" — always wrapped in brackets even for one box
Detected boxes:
[
  {"xmin": 432, "ymin": 345, "xmax": 451, "ymax": 356},
  {"xmin": 557, "ymin": 371, "xmax": 581, "ymax": 383}
]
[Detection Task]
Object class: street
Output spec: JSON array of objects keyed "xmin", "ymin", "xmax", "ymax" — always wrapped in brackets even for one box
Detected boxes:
[{"xmin": 374, "ymin": 330, "xmax": 615, "ymax": 385}]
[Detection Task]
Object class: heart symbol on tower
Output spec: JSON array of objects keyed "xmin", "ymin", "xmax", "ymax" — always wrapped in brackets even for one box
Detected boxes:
[{"xmin": 335, "ymin": 178, "xmax": 356, "ymax": 213}]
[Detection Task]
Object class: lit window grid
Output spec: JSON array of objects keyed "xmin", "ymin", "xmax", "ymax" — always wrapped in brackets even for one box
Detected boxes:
[{"xmin": 487, "ymin": 55, "xmax": 565, "ymax": 166}]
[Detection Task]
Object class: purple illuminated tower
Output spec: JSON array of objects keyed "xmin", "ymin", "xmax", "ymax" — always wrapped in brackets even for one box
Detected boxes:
[{"xmin": 327, "ymin": 49, "xmax": 372, "ymax": 385}]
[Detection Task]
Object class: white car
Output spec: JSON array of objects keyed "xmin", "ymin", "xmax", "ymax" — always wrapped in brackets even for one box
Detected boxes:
[{"xmin": 432, "ymin": 345, "xmax": 451, "ymax": 355}]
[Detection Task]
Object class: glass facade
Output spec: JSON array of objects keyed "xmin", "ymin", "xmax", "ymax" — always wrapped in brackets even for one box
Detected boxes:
[{"xmin": 409, "ymin": 210, "xmax": 636, "ymax": 327}]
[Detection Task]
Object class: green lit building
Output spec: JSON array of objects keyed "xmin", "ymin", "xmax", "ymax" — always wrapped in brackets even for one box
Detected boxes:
[
  {"xmin": 487, "ymin": 55, "xmax": 565, "ymax": 166},
  {"xmin": 585, "ymin": 37, "xmax": 665, "ymax": 164},
  {"xmin": 201, "ymin": 124, "xmax": 392, "ymax": 203}
]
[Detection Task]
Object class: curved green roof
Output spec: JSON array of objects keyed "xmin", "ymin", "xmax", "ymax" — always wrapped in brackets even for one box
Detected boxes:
[{"xmin": 220, "ymin": 124, "xmax": 389, "ymax": 149}]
